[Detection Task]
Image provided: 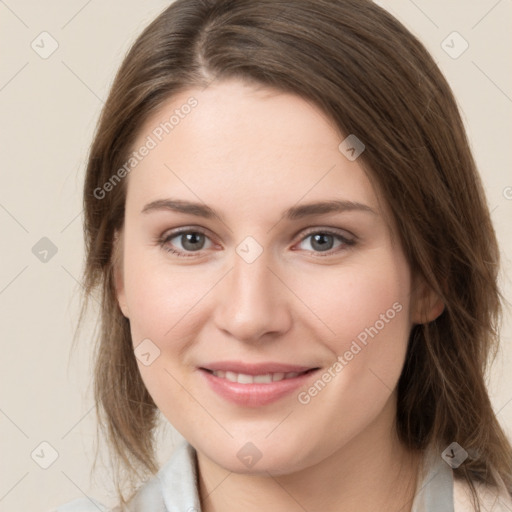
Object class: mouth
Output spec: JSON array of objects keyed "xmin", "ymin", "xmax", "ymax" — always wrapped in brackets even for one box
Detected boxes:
[
  {"xmin": 198, "ymin": 362, "xmax": 320, "ymax": 407},
  {"xmin": 201, "ymin": 368, "xmax": 318, "ymax": 384}
]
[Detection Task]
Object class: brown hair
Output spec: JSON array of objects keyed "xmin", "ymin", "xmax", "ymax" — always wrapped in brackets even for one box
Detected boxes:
[{"xmin": 79, "ymin": 0, "xmax": 512, "ymax": 507}]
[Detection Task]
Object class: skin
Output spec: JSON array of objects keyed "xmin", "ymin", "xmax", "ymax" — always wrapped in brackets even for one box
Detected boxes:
[{"xmin": 114, "ymin": 79, "xmax": 443, "ymax": 512}]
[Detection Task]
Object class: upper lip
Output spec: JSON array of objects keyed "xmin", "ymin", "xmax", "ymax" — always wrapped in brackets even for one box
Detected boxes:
[{"xmin": 200, "ymin": 361, "xmax": 318, "ymax": 375}]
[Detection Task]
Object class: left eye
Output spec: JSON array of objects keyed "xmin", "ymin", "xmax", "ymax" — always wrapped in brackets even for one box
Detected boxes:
[{"xmin": 296, "ymin": 231, "xmax": 355, "ymax": 255}]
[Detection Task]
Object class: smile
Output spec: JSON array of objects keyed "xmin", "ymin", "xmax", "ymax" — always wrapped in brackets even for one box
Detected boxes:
[
  {"xmin": 199, "ymin": 364, "xmax": 319, "ymax": 407},
  {"xmin": 207, "ymin": 369, "xmax": 312, "ymax": 384}
]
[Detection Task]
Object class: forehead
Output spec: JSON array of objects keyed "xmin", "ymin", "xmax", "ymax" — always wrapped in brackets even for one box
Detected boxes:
[{"xmin": 125, "ymin": 79, "xmax": 384, "ymax": 222}]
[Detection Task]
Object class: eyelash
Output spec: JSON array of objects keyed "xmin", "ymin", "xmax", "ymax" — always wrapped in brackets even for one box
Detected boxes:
[{"xmin": 156, "ymin": 227, "xmax": 356, "ymax": 259}]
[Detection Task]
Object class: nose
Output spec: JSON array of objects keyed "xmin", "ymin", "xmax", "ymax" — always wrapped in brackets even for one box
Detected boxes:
[{"xmin": 212, "ymin": 248, "xmax": 292, "ymax": 344}]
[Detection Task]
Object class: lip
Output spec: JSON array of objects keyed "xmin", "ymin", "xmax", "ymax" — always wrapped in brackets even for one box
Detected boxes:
[
  {"xmin": 200, "ymin": 360, "xmax": 315, "ymax": 375},
  {"xmin": 198, "ymin": 361, "xmax": 319, "ymax": 407}
]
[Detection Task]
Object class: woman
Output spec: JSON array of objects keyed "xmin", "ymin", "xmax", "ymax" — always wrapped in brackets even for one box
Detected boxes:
[{"xmin": 58, "ymin": 0, "xmax": 512, "ymax": 510}]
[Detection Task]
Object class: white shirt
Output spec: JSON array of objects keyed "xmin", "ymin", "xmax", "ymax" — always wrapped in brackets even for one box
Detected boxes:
[{"xmin": 54, "ymin": 441, "xmax": 512, "ymax": 512}]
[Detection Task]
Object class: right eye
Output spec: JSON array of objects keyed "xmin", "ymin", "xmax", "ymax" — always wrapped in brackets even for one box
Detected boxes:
[{"xmin": 158, "ymin": 228, "xmax": 215, "ymax": 258}]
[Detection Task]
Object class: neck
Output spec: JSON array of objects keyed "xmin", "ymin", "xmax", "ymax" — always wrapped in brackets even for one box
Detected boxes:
[{"xmin": 197, "ymin": 399, "xmax": 422, "ymax": 512}]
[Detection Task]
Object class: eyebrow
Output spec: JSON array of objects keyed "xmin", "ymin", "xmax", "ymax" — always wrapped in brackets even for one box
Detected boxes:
[{"xmin": 141, "ymin": 198, "xmax": 377, "ymax": 220}]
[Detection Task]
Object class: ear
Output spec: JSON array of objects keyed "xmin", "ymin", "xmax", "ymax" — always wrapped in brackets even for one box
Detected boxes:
[
  {"xmin": 112, "ymin": 229, "xmax": 130, "ymax": 318},
  {"xmin": 410, "ymin": 273, "xmax": 445, "ymax": 325}
]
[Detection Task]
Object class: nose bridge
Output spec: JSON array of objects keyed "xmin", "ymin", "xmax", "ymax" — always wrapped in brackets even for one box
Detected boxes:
[
  {"xmin": 213, "ymin": 244, "xmax": 291, "ymax": 342},
  {"xmin": 232, "ymin": 248, "xmax": 273, "ymax": 301}
]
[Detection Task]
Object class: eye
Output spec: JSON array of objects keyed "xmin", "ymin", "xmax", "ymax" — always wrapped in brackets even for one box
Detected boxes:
[
  {"xmin": 295, "ymin": 229, "xmax": 356, "ymax": 256},
  {"xmin": 157, "ymin": 227, "xmax": 356, "ymax": 259},
  {"xmin": 158, "ymin": 228, "xmax": 214, "ymax": 258}
]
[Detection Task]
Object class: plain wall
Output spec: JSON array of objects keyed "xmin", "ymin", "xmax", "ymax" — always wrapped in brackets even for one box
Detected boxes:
[{"xmin": 0, "ymin": 1, "xmax": 511, "ymax": 510}]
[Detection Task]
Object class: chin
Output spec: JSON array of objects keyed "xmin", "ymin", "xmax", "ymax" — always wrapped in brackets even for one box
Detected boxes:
[{"xmin": 197, "ymin": 437, "xmax": 319, "ymax": 476}]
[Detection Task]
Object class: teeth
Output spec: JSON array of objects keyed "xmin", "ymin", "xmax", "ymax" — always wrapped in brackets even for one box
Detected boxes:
[
  {"xmin": 225, "ymin": 371, "xmax": 237, "ymax": 382},
  {"xmin": 254, "ymin": 374, "xmax": 273, "ymax": 383},
  {"xmin": 211, "ymin": 370, "xmax": 306, "ymax": 383},
  {"xmin": 237, "ymin": 373, "xmax": 254, "ymax": 384}
]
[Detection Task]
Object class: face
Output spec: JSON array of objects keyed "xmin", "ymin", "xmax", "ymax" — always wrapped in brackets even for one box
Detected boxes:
[{"xmin": 114, "ymin": 79, "xmax": 435, "ymax": 475}]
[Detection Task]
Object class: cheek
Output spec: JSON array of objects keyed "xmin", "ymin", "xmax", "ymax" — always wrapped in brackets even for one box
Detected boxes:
[
  {"xmin": 278, "ymin": 256, "xmax": 412, "ymax": 456},
  {"xmin": 123, "ymin": 245, "xmax": 209, "ymax": 343},
  {"xmin": 291, "ymin": 249, "xmax": 412, "ymax": 349},
  {"xmin": 290, "ymin": 249, "xmax": 413, "ymax": 411},
  {"xmin": 315, "ymin": 257, "xmax": 411, "ymax": 404},
  {"xmin": 122, "ymin": 247, "xmax": 207, "ymax": 433}
]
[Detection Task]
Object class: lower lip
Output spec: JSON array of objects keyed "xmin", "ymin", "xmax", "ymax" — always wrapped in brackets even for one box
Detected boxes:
[{"xmin": 199, "ymin": 368, "xmax": 318, "ymax": 407}]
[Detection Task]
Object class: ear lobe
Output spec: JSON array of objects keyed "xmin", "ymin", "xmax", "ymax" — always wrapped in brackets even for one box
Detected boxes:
[
  {"xmin": 112, "ymin": 230, "xmax": 129, "ymax": 318},
  {"xmin": 411, "ymin": 275, "xmax": 445, "ymax": 325}
]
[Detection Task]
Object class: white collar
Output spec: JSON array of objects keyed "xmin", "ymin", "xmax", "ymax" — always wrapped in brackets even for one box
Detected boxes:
[
  {"xmin": 126, "ymin": 440, "xmax": 455, "ymax": 512},
  {"xmin": 410, "ymin": 443, "xmax": 454, "ymax": 512}
]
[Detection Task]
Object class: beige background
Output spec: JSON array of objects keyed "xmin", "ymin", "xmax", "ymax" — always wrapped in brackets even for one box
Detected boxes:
[{"xmin": 0, "ymin": 1, "xmax": 511, "ymax": 511}]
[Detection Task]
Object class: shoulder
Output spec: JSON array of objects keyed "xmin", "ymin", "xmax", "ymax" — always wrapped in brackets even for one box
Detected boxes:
[
  {"xmin": 453, "ymin": 477, "xmax": 512, "ymax": 512},
  {"xmin": 53, "ymin": 441, "xmax": 200, "ymax": 512},
  {"xmin": 52, "ymin": 476, "xmax": 165, "ymax": 512},
  {"xmin": 120, "ymin": 441, "xmax": 200, "ymax": 511}
]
